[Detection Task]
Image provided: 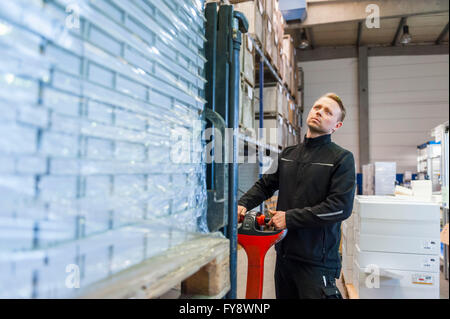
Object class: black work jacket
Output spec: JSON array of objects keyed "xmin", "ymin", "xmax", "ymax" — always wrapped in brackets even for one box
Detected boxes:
[{"xmin": 238, "ymin": 134, "xmax": 356, "ymax": 271}]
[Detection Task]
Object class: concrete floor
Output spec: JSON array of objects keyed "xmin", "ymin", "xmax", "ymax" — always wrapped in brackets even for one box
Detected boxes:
[{"xmin": 237, "ymin": 246, "xmax": 449, "ymax": 299}]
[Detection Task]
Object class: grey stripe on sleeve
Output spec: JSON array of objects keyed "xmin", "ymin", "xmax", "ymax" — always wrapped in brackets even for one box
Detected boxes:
[{"xmin": 316, "ymin": 210, "xmax": 343, "ymax": 217}]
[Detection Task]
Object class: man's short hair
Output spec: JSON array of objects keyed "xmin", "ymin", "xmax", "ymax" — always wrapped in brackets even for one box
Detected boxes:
[{"xmin": 323, "ymin": 93, "xmax": 346, "ymax": 122}]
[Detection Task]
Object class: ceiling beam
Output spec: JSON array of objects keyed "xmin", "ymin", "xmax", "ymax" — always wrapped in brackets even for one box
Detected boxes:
[
  {"xmin": 391, "ymin": 17, "xmax": 407, "ymax": 46},
  {"xmin": 296, "ymin": 44, "xmax": 449, "ymax": 62},
  {"xmin": 435, "ymin": 22, "xmax": 449, "ymax": 44},
  {"xmin": 356, "ymin": 21, "xmax": 363, "ymax": 47},
  {"xmin": 306, "ymin": 27, "xmax": 315, "ymax": 50},
  {"xmin": 286, "ymin": 0, "xmax": 449, "ymax": 29}
]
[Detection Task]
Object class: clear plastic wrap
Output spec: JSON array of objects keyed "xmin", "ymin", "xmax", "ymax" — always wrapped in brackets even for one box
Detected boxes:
[{"xmin": 0, "ymin": 0, "xmax": 210, "ymax": 298}]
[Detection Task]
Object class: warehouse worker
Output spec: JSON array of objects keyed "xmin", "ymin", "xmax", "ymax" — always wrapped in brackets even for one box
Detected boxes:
[{"xmin": 237, "ymin": 93, "xmax": 356, "ymax": 299}]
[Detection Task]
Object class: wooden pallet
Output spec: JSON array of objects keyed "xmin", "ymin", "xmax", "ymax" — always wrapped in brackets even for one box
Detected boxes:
[
  {"xmin": 76, "ymin": 233, "xmax": 230, "ymax": 299},
  {"xmin": 342, "ymin": 272, "xmax": 359, "ymax": 299},
  {"xmin": 181, "ymin": 250, "xmax": 230, "ymax": 297},
  {"xmin": 265, "ymin": 195, "xmax": 278, "ymax": 212}
]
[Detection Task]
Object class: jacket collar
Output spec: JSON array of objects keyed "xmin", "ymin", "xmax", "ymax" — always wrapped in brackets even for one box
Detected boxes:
[{"xmin": 303, "ymin": 134, "xmax": 332, "ymax": 147}]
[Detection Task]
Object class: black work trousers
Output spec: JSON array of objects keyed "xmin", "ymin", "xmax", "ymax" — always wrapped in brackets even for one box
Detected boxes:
[{"xmin": 274, "ymin": 254, "xmax": 343, "ymax": 299}]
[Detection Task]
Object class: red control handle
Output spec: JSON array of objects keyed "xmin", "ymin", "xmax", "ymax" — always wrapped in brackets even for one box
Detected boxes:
[{"xmin": 238, "ymin": 230, "xmax": 287, "ymax": 299}]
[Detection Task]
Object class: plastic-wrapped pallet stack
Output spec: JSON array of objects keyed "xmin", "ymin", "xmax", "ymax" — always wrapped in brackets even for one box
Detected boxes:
[
  {"xmin": 362, "ymin": 162, "xmax": 396, "ymax": 196},
  {"xmin": 0, "ymin": 0, "xmax": 209, "ymax": 298},
  {"xmin": 350, "ymin": 196, "xmax": 440, "ymax": 299}
]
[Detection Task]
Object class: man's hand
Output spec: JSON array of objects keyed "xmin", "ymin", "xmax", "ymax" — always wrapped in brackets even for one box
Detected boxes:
[
  {"xmin": 238, "ymin": 205, "xmax": 247, "ymax": 222},
  {"xmin": 268, "ymin": 210, "xmax": 287, "ymax": 229}
]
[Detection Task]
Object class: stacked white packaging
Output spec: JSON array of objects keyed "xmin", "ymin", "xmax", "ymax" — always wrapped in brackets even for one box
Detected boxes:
[
  {"xmin": 351, "ymin": 196, "xmax": 440, "ymax": 299},
  {"xmin": 341, "ymin": 214, "xmax": 354, "ymax": 284},
  {"xmin": 374, "ymin": 162, "xmax": 397, "ymax": 195},
  {"xmin": 362, "ymin": 162, "xmax": 397, "ymax": 196}
]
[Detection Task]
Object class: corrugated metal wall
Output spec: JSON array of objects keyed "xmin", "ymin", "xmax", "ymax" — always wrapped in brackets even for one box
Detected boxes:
[
  {"xmin": 368, "ymin": 55, "xmax": 449, "ymax": 173},
  {"xmin": 0, "ymin": 0, "xmax": 207, "ymax": 298},
  {"xmin": 299, "ymin": 54, "xmax": 449, "ymax": 173},
  {"xmin": 298, "ymin": 58, "xmax": 360, "ymax": 170}
]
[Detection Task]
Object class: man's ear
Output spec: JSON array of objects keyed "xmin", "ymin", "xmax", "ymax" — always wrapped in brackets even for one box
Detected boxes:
[{"xmin": 331, "ymin": 122, "xmax": 343, "ymax": 133}]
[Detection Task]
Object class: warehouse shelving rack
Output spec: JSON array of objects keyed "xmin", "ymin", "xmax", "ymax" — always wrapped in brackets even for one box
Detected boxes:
[
  {"xmin": 417, "ymin": 140, "xmax": 442, "ymax": 192},
  {"xmin": 433, "ymin": 122, "xmax": 449, "ymax": 280},
  {"xmin": 241, "ymin": 35, "xmax": 302, "ymax": 213}
]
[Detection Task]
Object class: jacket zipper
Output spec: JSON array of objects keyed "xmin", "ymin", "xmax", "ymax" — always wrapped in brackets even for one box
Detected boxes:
[{"xmin": 322, "ymin": 228, "xmax": 327, "ymax": 263}]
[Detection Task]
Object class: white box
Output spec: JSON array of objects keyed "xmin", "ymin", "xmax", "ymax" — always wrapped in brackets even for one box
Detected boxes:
[
  {"xmin": 353, "ymin": 260, "xmax": 439, "ymax": 299},
  {"xmin": 362, "ymin": 162, "xmax": 396, "ymax": 195},
  {"xmin": 355, "ymin": 231, "xmax": 440, "ymax": 255},
  {"xmin": 354, "ymin": 244, "xmax": 439, "ymax": 273},
  {"xmin": 411, "ymin": 180, "xmax": 432, "ymax": 201},
  {"xmin": 354, "ymin": 196, "xmax": 440, "ymax": 238},
  {"xmin": 374, "ymin": 162, "xmax": 396, "ymax": 195}
]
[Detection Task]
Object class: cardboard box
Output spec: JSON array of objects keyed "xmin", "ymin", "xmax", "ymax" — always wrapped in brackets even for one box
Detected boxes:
[
  {"xmin": 264, "ymin": 0, "xmax": 273, "ymax": 18},
  {"xmin": 288, "ymin": 100, "xmax": 295, "ymax": 126},
  {"xmin": 240, "ymin": 34, "xmax": 255, "ymax": 86},
  {"xmin": 354, "ymin": 196, "xmax": 440, "ymax": 238},
  {"xmin": 257, "ymin": 115, "xmax": 287, "ymax": 147},
  {"xmin": 263, "ymin": 13, "xmax": 274, "ymax": 61},
  {"xmin": 356, "ymin": 231, "xmax": 440, "ymax": 255},
  {"xmin": 239, "ymin": 80, "xmax": 255, "ymax": 131},
  {"xmin": 354, "ymin": 244, "xmax": 440, "ymax": 273},
  {"xmin": 353, "ymin": 260, "xmax": 439, "ymax": 299},
  {"xmin": 255, "ymin": 84, "xmax": 284, "ymax": 115},
  {"xmin": 233, "ymin": 0, "xmax": 264, "ymax": 45},
  {"xmin": 286, "ymin": 123, "xmax": 295, "ymax": 146},
  {"xmin": 282, "ymin": 35, "xmax": 294, "ymax": 65}
]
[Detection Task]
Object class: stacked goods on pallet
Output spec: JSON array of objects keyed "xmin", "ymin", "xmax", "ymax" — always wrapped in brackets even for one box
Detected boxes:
[
  {"xmin": 295, "ymin": 127, "xmax": 302, "ymax": 144},
  {"xmin": 0, "ymin": 0, "xmax": 209, "ymax": 298},
  {"xmin": 286, "ymin": 122, "xmax": 296, "ymax": 147},
  {"xmin": 262, "ymin": 0, "xmax": 285, "ymax": 74},
  {"xmin": 234, "ymin": 0, "xmax": 301, "ymax": 148},
  {"xmin": 239, "ymin": 79, "xmax": 255, "ymax": 135},
  {"xmin": 263, "ymin": 10, "xmax": 275, "ymax": 66},
  {"xmin": 282, "ymin": 35, "xmax": 294, "ymax": 90},
  {"xmin": 351, "ymin": 196, "xmax": 440, "ymax": 299},
  {"xmin": 254, "ymin": 88, "xmax": 298, "ymax": 148},
  {"xmin": 296, "ymin": 67, "xmax": 304, "ymax": 107},
  {"xmin": 273, "ymin": 2, "xmax": 285, "ymax": 74},
  {"xmin": 239, "ymin": 34, "xmax": 256, "ymax": 135},
  {"xmin": 255, "ymin": 115, "xmax": 287, "ymax": 149},
  {"xmin": 341, "ymin": 214, "xmax": 355, "ymax": 285},
  {"xmin": 232, "ymin": 0, "xmax": 264, "ymax": 46},
  {"xmin": 363, "ymin": 162, "xmax": 397, "ymax": 196},
  {"xmin": 264, "ymin": 195, "xmax": 278, "ymax": 212},
  {"xmin": 240, "ymin": 34, "xmax": 255, "ymax": 87},
  {"xmin": 254, "ymin": 84, "xmax": 288, "ymax": 118}
]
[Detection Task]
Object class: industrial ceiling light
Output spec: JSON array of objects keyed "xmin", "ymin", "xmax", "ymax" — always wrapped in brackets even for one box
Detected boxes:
[
  {"xmin": 400, "ymin": 24, "xmax": 412, "ymax": 44},
  {"xmin": 298, "ymin": 29, "xmax": 309, "ymax": 49}
]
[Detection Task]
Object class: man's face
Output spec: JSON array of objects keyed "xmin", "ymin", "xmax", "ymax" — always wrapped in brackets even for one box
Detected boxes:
[{"xmin": 306, "ymin": 97, "xmax": 343, "ymax": 134}]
